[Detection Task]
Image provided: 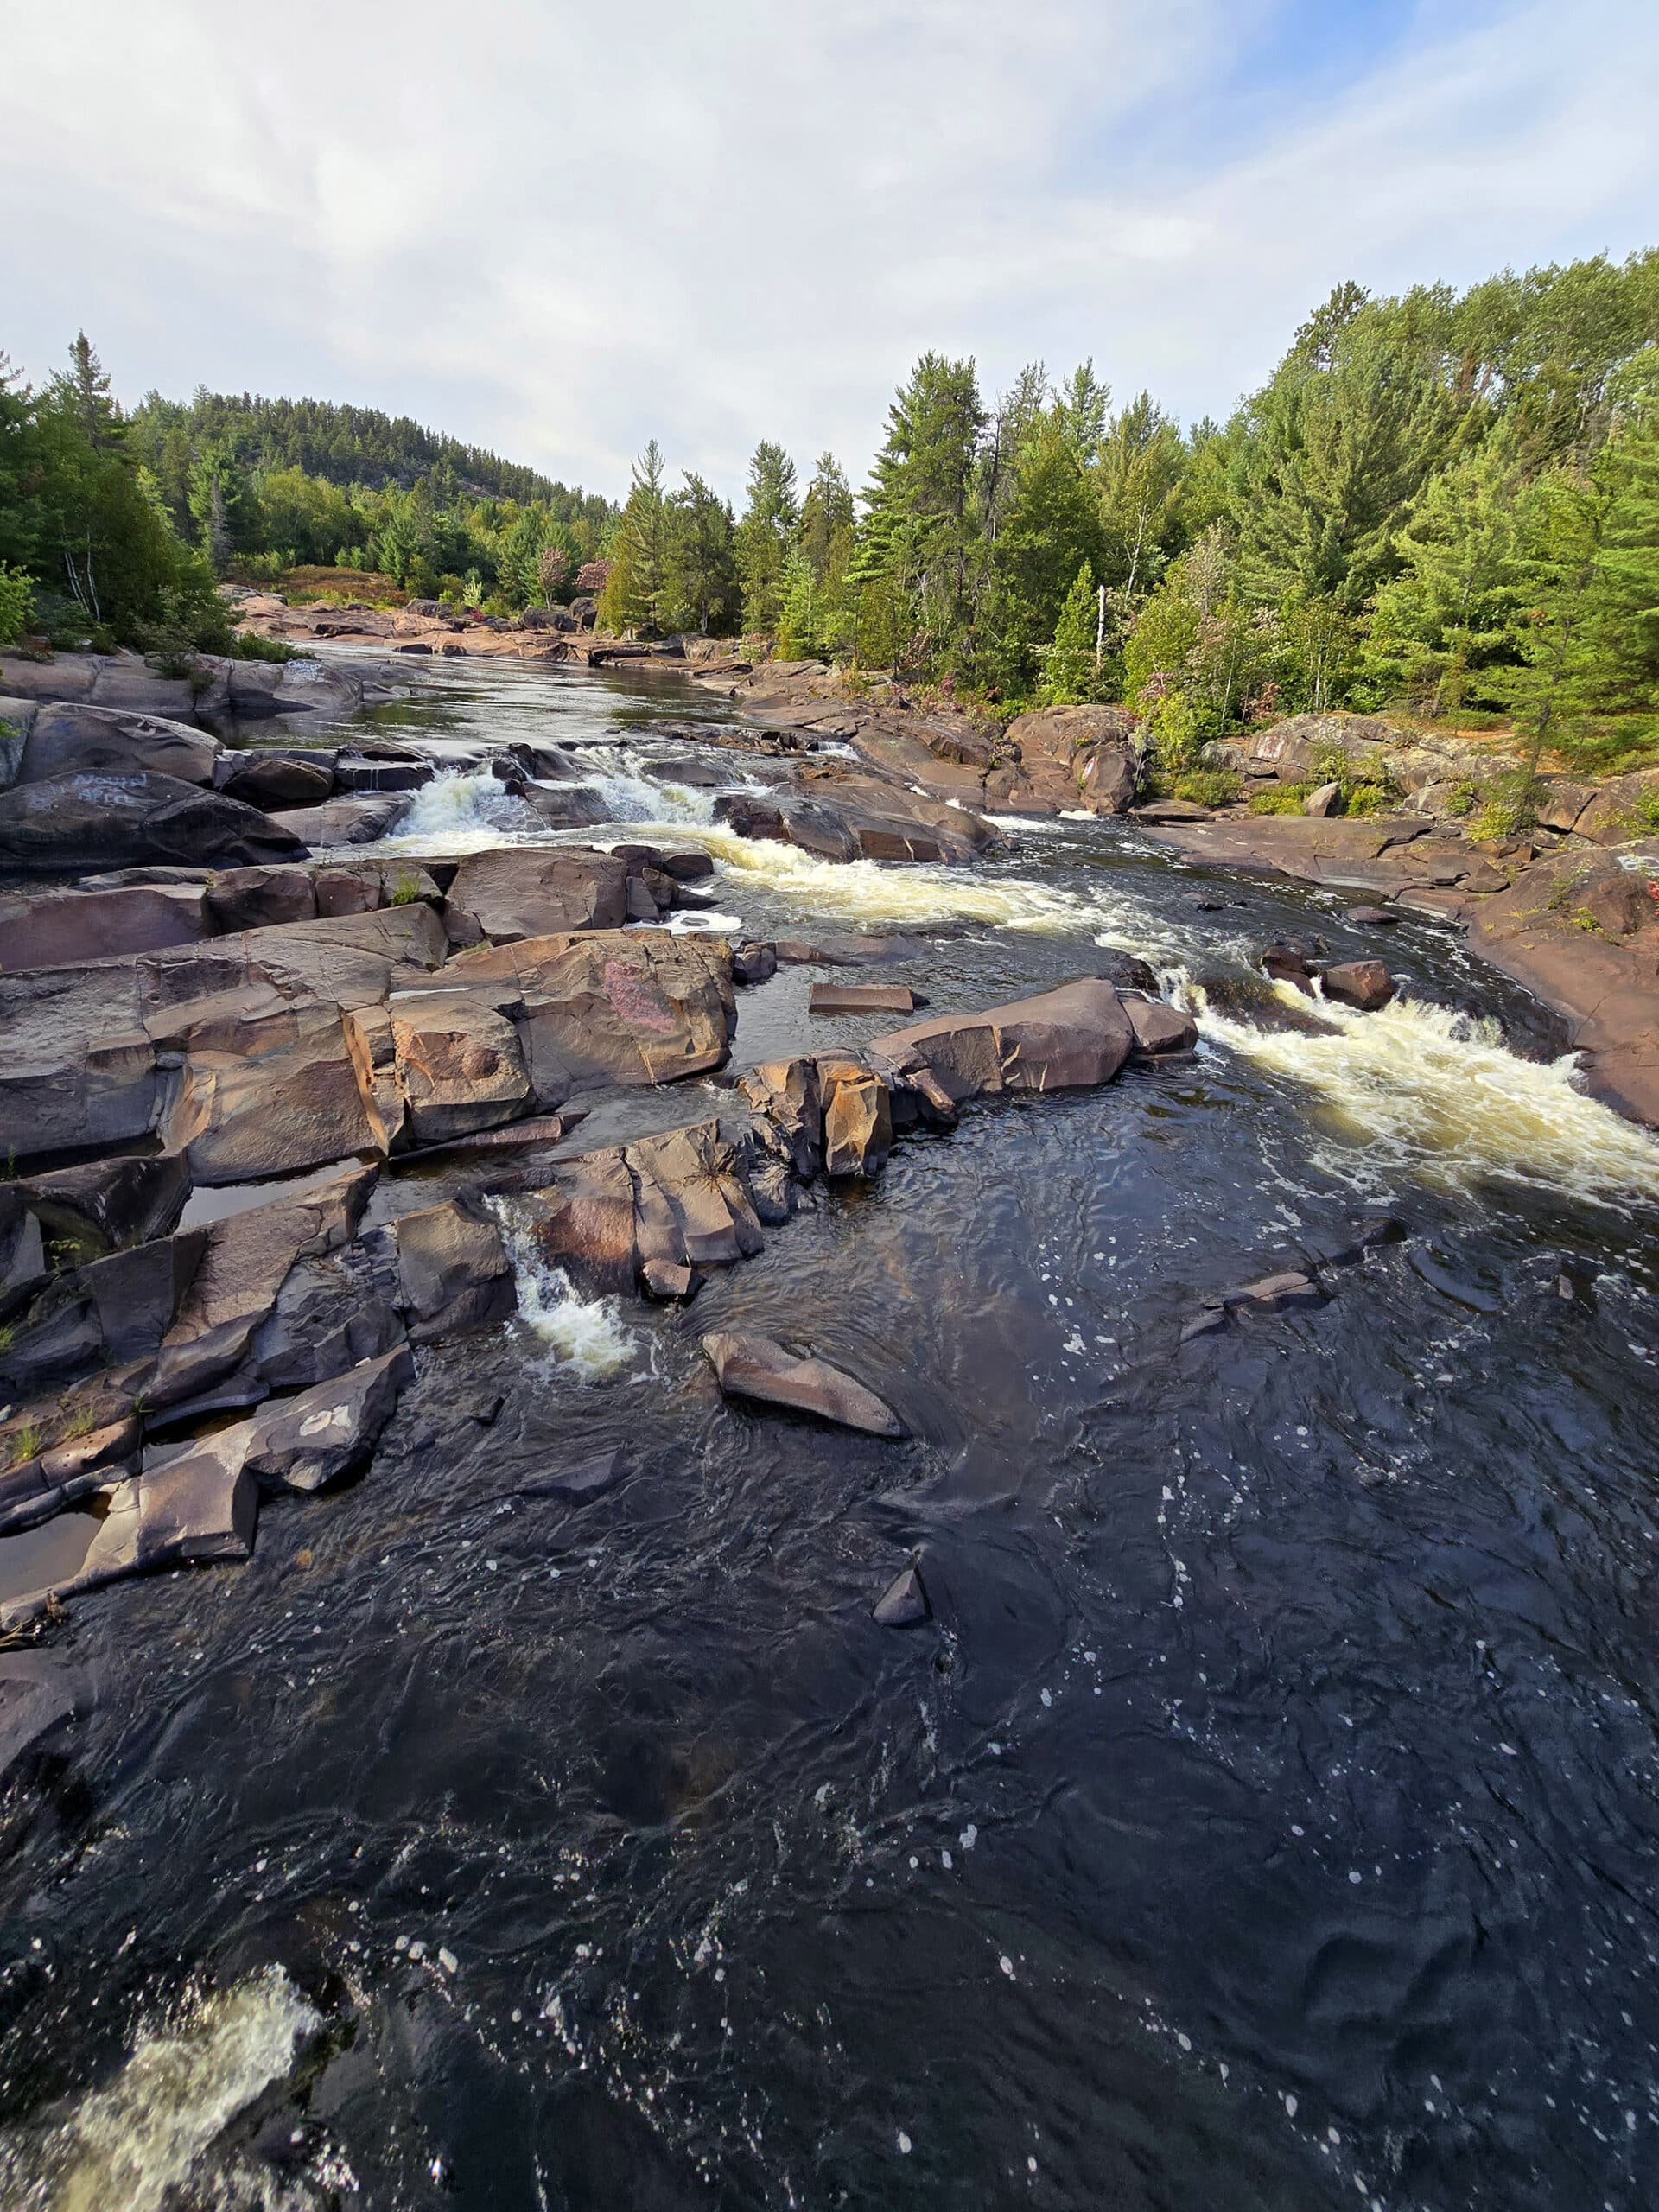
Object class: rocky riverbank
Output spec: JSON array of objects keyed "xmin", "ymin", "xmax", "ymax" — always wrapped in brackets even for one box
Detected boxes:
[{"xmin": 0, "ymin": 645, "xmax": 1221, "ymax": 1712}]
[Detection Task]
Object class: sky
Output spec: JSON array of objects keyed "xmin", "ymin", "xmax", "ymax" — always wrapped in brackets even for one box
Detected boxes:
[{"xmin": 2, "ymin": 0, "xmax": 1656, "ymax": 505}]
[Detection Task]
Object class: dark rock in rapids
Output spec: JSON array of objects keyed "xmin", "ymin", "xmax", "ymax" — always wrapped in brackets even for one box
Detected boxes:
[
  {"xmin": 513, "ymin": 1450, "xmax": 629, "ymax": 1503},
  {"xmin": 733, "ymin": 941, "xmax": 779, "ymax": 984},
  {"xmin": 808, "ymin": 982, "xmax": 927, "ymax": 1015},
  {"xmin": 873, "ymin": 1564, "xmax": 930, "ymax": 1627},
  {"xmin": 1217, "ymin": 1270, "xmax": 1326, "ymax": 1313},
  {"xmin": 1408, "ymin": 1247, "xmax": 1504, "ymax": 1313},
  {"xmin": 1093, "ymin": 949, "xmax": 1159, "ymax": 993},
  {"xmin": 1322, "ymin": 958, "xmax": 1396, "ymax": 1011},
  {"xmin": 870, "ymin": 977, "xmax": 1135, "ymax": 1103},
  {"xmin": 702, "ymin": 1330, "xmax": 906, "ymax": 1436},
  {"xmin": 1122, "ymin": 993, "xmax": 1198, "ymax": 1057},
  {"xmin": 388, "ymin": 1193, "xmax": 517, "ymax": 1342},
  {"xmin": 0, "ymin": 1662, "xmax": 79, "ymax": 1784},
  {"xmin": 219, "ymin": 753, "xmax": 335, "ymax": 810},
  {"xmin": 1344, "ymin": 904, "xmax": 1398, "ymax": 926}
]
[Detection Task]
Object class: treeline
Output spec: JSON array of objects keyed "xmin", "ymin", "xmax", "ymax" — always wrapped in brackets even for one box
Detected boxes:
[
  {"xmin": 125, "ymin": 391, "xmax": 613, "ymax": 603},
  {"xmin": 0, "ymin": 343, "xmax": 620, "ymax": 647},
  {"xmin": 607, "ymin": 250, "xmax": 1659, "ymax": 767},
  {"xmin": 0, "ymin": 335, "xmax": 255, "ymax": 658}
]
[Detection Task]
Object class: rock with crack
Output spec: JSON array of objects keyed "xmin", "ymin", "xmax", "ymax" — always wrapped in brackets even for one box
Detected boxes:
[
  {"xmin": 817, "ymin": 1057, "xmax": 893, "ymax": 1176},
  {"xmin": 441, "ymin": 929, "xmax": 735, "ymax": 1106},
  {"xmin": 736, "ymin": 1058, "xmax": 823, "ymax": 1177},
  {"xmin": 869, "ymin": 977, "xmax": 1136, "ymax": 1103},
  {"xmin": 388, "ymin": 1194, "xmax": 517, "ymax": 1340},
  {"xmin": 244, "ymin": 1344, "xmax": 416, "ymax": 1491},
  {"xmin": 442, "ymin": 847, "xmax": 632, "ymax": 940},
  {"xmin": 702, "ymin": 1330, "xmax": 906, "ymax": 1435},
  {"xmin": 1122, "ymin": 993, "xmax": 1198, "ymax": 1057},
  {"xmin": 15, "ymin": 702, "xmax": 221, "ymax": 788}
]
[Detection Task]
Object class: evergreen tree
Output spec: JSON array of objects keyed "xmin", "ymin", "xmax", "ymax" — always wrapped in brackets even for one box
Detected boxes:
[
  {"xmin": 735, "ymin": 442, "xmax": 798, "ymax": 633},
  {"xmin": 1230, "ymin": 302, "xmax": 1460, "ymax": 610},
  {"xmin": 985, "ymin": 411, "xmax": 1103, "ymax": 691},
  {"xmin": 1362, "ymin": 442, "xmax": 1529, "ymax": 715},
  {"xmin": 1038, "ymin": 563, "xmax": 1104, "ymax": 705},
  {"xmin": 665, "ymin": 473, "xmax": 739, "ymax": 634},
  {"xmin": 601, "ymin": 440, "xmax": 671, "ymax": 633},
  {"xmin": 1052, "ymin": 360, "xmax": 1109, "ymax": 463},
  {"xmin": 855, "ymin": 353, "xmax": 985, "ymax": 671},
  {"xmin": 0, "ymin": 353, "xmax": 43, "ymax": 572}
]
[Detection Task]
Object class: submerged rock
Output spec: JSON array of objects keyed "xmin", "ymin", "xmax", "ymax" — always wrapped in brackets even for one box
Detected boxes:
[
  {"xmin": 702, "ymin": 1330, "xmax": 906, "ymax": 1436},
  {"xmin": 872, "ymin": 1564, "xmax": 931, "ymax": 1626}
]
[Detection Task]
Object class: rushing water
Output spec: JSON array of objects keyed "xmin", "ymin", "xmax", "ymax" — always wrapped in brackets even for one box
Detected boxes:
[{"xmin": 2, "ymin": 653, "xmax": 1658, "ymax": 2210}]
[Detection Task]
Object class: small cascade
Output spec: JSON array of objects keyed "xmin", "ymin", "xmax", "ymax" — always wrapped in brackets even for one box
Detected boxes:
[
  {"xmin": 1176, "ymin": 973, "xmax": 1659, "ymax": 1205},
  {"xmin": 379, "ymin": 766, "xmax": 538, "ymax": 851},
  {"xmin": 0, "ymin": 1968, "xmax": 320, "ymax": 2212},
  {"xmin": 494, "ymin": 1202, "xmax": 644, "ymax": 1380},
  {"xmin": 563, "ymin": 744, "xmax": 719, "ymax": 825}
]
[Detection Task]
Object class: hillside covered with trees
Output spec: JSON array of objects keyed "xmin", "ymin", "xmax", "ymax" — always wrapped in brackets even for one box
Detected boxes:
[
  {"xmin": 3, "ymin": 250, "xmax": 1656, "ymax": 774},
  {"xmin": 607, "ymin": 249, "xmax": 1659, "ymax": 773}
]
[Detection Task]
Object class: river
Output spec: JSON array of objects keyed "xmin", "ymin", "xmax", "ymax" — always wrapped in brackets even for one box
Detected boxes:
[{"xmin": 2, "ymin": 654, "xmax": 1657, "ymax": 2211}]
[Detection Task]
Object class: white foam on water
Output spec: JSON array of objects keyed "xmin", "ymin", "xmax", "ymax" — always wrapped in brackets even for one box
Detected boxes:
[
  {"xmin": 1180, "ymin": 977, "xmax": 1659, "ymax": 1207},
  {"xmin": 563, "ymin": 745, "xmax": 717, "ymax": 825},
  {"xmin": 663, "ymin": 909, "xmax": 745, "ymax": 935},
  {"xmin": 495, "ymin": 1204, "xmax": 643, "ymax": 1382},
  {"xmin": 675, "ymin": 827, "xmax": 1205, "ymax": 957},
  {"xmin": 0, "ymin": 1967, "xmax": 320, "ymax": 2212},
  {"xmin": 378, "ymin": 766, "xmax": 529, "ymax": 853}
]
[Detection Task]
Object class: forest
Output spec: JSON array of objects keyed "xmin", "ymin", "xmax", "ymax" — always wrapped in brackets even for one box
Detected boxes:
[{"xmin": 2, "ymin": 247, "xmax": 1656, "ymax": 770}]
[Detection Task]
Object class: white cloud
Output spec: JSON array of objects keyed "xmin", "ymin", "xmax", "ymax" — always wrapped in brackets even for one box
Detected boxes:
[{"xmin": 1, "ymin": 0, "xmax": 1653, "ymax": 500}]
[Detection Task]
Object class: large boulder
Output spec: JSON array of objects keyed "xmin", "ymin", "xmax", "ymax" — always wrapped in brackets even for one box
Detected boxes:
[
  {"xmin": 218, "ymin": 753, "xmax": 335, "ymax": 810},
  {"xmin": 165, "ymin": 1006, "xmax": 383, "ymax": 1183},
  {"xmin": 0, "ymin": 771, "xmax": 304, "ymax": 872},
  {"xmin": 870, "ymin": 977, "xmax": 1136, "ymax": 1103},
  {"xmin": 441, "ymin": 929, "xmax": 735, "ymax": 1106},
  {"xmin": 268, "ymin": 794, "xmax": 409, "ymax": 846},
  {"xmin": 390, "ymin": 1195, "xmax": 517, "ymax": 1341},
  {"xmin": 442, "ymin": 847, "xmax": 631, "ymax": 940},
  {"xmin": 16, "ymin": 702, "xmax": 220, "ymax": 788},
  {"xmin": 702, "ymin": 1330, "xmax": 906, "ymax": 1436},
  {"xmin": 817, "ymin": 1057, "xmax": 893, "ymax": 1176},
  {"xmin": 715, "ymin": 772, "xmax": 1000, "ymax": 865},
  {"xmin": 383, "ymin": 989, "xmax": 532, "ymax": 1145},
  {"xmin": 996, "ymin": 705, "xmax": 1141, "ymax": 815},
  {"xmin": 0, "ymin": 880, "xmax": 210, "ymax": 969},
  {"xmin": 1573, "ymin": 769, "xmax": 1659, "ymax": 847},
  {"xmin": 244, "ymin": 1344, "xmax": 415, "ymax": 1491},
  {"xmin": 1239, "ymin": 712, "xmax": 1401, "ymax": 785}
]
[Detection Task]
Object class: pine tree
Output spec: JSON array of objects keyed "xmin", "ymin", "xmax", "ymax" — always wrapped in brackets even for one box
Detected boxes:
[
  {"xmin": 665, "ymin": 473, "xmax": 739, "ymax": 634},
  {"xmin": 1363, "ymin": 442, "xmax": 1529, "ymax": 715},
  {"xmin": 1052, "ymin": 360, "xmax": 1109, "ymax": 463},
  {"xmin": 1230, "ymin": 308, "xmax": 1460, "ymax": 610},
  {"xmin": 985, "ymin": 412, "xmax": 1103, "ymax": 692},
  {"xmin": 735, "ymin": 442, "xmax": 798, "ymax": 634},
  {"xmin": 605, "ymin": 440, "xmax": 671, "ymax": 634},
  {"xmin": 59, "ymin": 333, "xmax": 124, "ymax": 452},
  {"xmin": 1038, "ymin": 563, "xmax": 1102, "ymax": 706},
  {"xmin": 854, "ymin": 353, "xmax": 985, "ymax": 671}
]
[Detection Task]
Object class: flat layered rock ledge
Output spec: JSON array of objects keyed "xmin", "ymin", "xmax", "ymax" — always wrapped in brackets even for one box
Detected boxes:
[{"xmin": 0, "ymin": 950, "xmax": 1193, "ymax": 1631}]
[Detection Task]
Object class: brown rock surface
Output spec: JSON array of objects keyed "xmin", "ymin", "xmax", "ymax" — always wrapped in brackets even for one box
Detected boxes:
[
  {"xmin": 702, "ymin": 1329, "xmax": 906, "ymax": 1435},
  {"xmin": 871, "ymin": 977, "xmax": 1135, "ymax": 1103}
]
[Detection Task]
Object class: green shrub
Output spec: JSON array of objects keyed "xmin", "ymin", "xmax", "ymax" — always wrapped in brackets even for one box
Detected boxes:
[
  {"xmin": 232, "ymin": 630, "xmax": 296, "ymax": 664},
  {"xmin": 1625, "ymin": 790, "xmax": 1659, "ymax": 835},
  {"xmin": 0, "ymin": 562, "xmax": 33, "ymax": 647},
  {"xmin": 1470, "ymin": 769, "xmax": 1541, "ymax": 842},
  {"xmin": 386, "ymin": 870, "xmax": 424, "ymax": 907},
  {"xmin": 1172, "ymin": 769, "xmax": 1242, "ymax": 808},
  {"xmin": 1248, "ymin": 784, "xmax": 1310, "ymax": 816},
  {"xmin": 1441, "ymin": 779, "xmax": 1478, "ymax": 817}
]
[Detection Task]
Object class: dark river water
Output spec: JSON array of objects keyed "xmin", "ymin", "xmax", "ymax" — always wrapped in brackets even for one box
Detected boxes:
[{"xmin": 3, "ymin": 657, "xmax": 1658, "ymax": 2211}]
